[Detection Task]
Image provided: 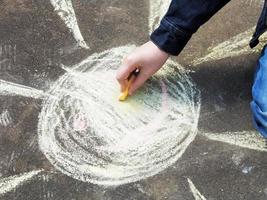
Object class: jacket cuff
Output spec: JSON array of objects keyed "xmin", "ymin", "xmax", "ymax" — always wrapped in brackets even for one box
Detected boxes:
[{"xmin": 150, "ymin": 18, "xmax": 192, "ymax": 56}]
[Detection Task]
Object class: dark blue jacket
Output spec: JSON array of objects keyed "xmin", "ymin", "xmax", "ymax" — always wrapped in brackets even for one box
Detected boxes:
[{"xmin": 150, "ymin": 0, "xmax": 267, "ymax": 56}]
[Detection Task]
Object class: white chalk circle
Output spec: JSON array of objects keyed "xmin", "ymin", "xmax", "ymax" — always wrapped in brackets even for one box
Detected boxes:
[{"xmin": 38, "ymin": 46, "xmax": 201, "ymax": 185}]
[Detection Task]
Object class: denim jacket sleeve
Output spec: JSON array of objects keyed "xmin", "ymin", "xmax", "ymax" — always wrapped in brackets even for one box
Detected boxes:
[{"xmin": 150, "ymin": 0, "xmax": 231, "ymax": 56}]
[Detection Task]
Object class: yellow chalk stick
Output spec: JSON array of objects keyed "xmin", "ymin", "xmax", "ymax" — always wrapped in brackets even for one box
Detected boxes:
[
  {"xmin": 118, "ymin": 68, "xmax": 139, "ymax": 102},
  {"xmin": 118, "ymin": 78, "xmax": 134, "ymax": 101},
  {"xmin": 118, "ymin": 90, "xmax": 129, "ymax": 101}
]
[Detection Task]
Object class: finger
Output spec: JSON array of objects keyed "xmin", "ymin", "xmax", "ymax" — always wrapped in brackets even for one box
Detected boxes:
[
  {"xmin": 116, "ymin": 71, "xmax": 127, "ymax": 92},
  {"xmin": 128, "ymin": 72, "xmax": 149, "ymax": 95},
  {"xmin": 116, "ymin": 56, "xmax": 138, "ymax": 92},
  {"xmin": 115, "ymin": 76, "xmax": 128, "ymax": 92}
]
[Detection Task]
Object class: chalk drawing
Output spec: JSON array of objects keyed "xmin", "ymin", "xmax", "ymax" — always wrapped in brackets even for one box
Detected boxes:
[
  {"xmin": 0, "ymin": 79, "xmax": 47, "ymax": 99},
  {"xmin": 0, "ymin": 1, "xmax": 200, "ymax": 186},
  {"xmin": 232, "ymin": 152, "xmax": 245, "ymax": 166},
  {"xmin": 242, "ymin": 165, "xmax": 254, "ymax": 174},
  {"xmin": 0, "ymin": 44, "xmax": 16, "ymax": 71},
  {"xmin": 0, "ymin": 170, "xmax": 43, "ymax": 196},
  {"xmin": 0, "ymin": 110, "xmax": 12, "ymax": 127},
  {"xmin": 149, "ymin": 0, "xmax": 171, "ymax": 33},
  {"xmin": 201, "ymin": 130, "xmax": 267, "ymax": 152},
  {"xmin": 192, "ymin": 27, "xmax": 267, "ymax": 65},
  {"xmin": 187, "ymin": 178, "xmax": 207, "ymax": 200},
  {"xmin": 50, "ymin": 0, "xmax": 89, "ymax": 49},
  {"xmin": 38, "ymin": 45, "xmax": 201, "ymax": 185},
  {"xmin": 72, "ymin": 113, "xmax": 88, "ymax": 131},
  {"xmin": 1, "ymin": 0, "xmax": 264, "ymax": 190}
]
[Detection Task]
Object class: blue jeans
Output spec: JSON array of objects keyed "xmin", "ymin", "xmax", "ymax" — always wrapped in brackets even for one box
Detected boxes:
[{"xmin": 251, "ymin": 46, "xmax": 267, "ymax": 138}]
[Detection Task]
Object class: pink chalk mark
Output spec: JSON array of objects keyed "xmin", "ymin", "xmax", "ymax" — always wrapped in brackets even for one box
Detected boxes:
[{"xmin": 73, "ymin": 113, "xmax": 88, "ymax": 131}]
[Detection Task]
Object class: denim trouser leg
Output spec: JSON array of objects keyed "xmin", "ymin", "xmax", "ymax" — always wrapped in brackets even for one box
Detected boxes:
[{"xmin": 251, "ymin": 45, "xmax": 267, "ymax": 138}]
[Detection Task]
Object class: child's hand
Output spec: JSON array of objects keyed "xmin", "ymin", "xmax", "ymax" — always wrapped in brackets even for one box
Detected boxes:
[{"xmin": 116, "ymin": 41, "xmax": 169, "ymax": 95}]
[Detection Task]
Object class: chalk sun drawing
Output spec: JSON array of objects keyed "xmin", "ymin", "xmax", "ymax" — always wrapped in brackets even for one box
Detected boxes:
[
  {"xmin": 193, "ymin": 27, "xmax": 267, "ymax": 65},
  {"xmin": 201, "ymin": 130, "xmax": 267, "ymax": 152},
  {"xmin": 38, "ymin": 45, "xmax": 201, "ymax": 185},
  {"xmin": 50, "ymin": 0, "xmax": 89, "ymax": 49},
  {"xmin": 149, "ymin": 0, "xmax": 171, "ymax": 33},
  {"xmin": 0, "ymin": 110, "xmax": 12, "ymax": 127},
  {"xmin": 0, "ymin": 170, "xmax": 43, "ymax": 195},
  {"xmin": 187, "ymin": 178, "xmax": 207, "ymax": 200},
  {"xmin": 0, "ymin": 79, "xmax": 46, "ymax": 99},
  {"xmin": 0, "ymin": 0, "xmax": 200, "ymax": 187},
  {"xmin": 1, "ymin": 0, "xmax": 265, "ymax": 193}
]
